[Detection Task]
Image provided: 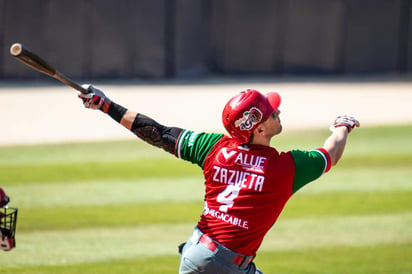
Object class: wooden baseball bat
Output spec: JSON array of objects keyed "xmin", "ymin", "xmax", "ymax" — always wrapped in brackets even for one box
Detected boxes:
[{"xmin": 9, "ymin": 43, "xmax": 88, "ymax": 94}]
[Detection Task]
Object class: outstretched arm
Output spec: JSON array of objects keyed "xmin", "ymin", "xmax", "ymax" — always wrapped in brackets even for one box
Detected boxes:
[
  {"xmin": 79, "ymin": 85, "xmax": 183, "ymax": 154},
  {"xmin": 323, "ymin": 116, "xmax": 360, "ymax": 166}
]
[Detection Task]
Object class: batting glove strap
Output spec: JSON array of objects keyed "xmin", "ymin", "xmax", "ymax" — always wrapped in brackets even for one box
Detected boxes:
[
  {"xmin": 331, "ymin": 115, "xmax": 360, "ymax": 133},
  {"xmin": 99, "ymin": 98, "xmax": 112, "ymax": 114}
]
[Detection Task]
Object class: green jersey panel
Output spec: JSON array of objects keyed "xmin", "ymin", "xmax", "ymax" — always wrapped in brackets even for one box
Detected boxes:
[
  {"xmin": 176, "ymin": 130, "xmax": 224, "ymax": 168},
  {"xmin": 290, "ymin": 149, "xmax": 329, "ymax": 193}
]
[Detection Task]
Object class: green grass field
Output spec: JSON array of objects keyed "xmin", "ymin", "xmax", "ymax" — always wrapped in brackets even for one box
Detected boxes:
[{"xmin": 1, "ymin": 124, "xmax": 411, "ymax": 273}]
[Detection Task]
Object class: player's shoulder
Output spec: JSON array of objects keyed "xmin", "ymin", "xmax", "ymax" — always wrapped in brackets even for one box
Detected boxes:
[
  {"xmin": 177, "ymin": 130, "xmax": 224, "ymax": 149},
  {"xmin": 176, "ymin": 130, "xmax": 224, "ymax": 164},
  {"xmin": 290, "ymin": 148, "xmax": 331, "ymax": 173}
]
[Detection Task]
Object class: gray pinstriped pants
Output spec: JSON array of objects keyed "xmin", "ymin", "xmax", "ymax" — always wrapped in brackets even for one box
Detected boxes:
[{"xmin": 179, "ymin": 227, "xmax": 263, "ymax": 274}]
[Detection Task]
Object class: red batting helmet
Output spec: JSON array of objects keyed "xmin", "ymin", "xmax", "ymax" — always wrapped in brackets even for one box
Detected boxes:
[{"xmin": 222, "ymin": 89, "xmax": 281, "ymax": 144}]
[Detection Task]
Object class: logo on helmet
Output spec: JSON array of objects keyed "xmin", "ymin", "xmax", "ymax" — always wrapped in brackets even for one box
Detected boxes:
[{"xmin": 234, "ymin": 107, "xmax": 263, "ymax": 130}]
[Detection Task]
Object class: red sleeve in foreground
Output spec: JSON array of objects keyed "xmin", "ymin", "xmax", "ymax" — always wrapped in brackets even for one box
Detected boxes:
[{"xmin": 317, "ymin": 148, "xmax": 332, "ymax": 173}]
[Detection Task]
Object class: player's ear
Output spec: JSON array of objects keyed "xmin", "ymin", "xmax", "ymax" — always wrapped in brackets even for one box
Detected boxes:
[{"xmin": 254, "ymin": 125, "xmax": 265, "ymax": 136}]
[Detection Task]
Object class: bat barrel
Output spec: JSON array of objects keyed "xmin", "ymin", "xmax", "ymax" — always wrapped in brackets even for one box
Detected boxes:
[
  {"xmin": 9, "ymin": 42, "xmax": 89, "ymax": 94},
  {"xmin": 10, "ymin": 43, "xmax": 23, "ymax": 56}
]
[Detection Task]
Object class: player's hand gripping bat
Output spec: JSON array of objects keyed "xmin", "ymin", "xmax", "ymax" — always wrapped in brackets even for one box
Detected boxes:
[{"xmin": 9, "ymin": 43, "xmax": 88, "ymax": 94}]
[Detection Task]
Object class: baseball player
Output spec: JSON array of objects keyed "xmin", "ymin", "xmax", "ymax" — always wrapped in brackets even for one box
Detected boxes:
[
  {"xmin": 79, "ymin": 86, "xmax": 359, "ymax": 273},
  {"xmin": 0, "ymin": 187, "xmax": 18, "ymax": 251}
]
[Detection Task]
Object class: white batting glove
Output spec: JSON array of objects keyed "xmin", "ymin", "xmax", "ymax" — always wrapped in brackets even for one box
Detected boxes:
[
  {"xmin": 78, "ymin": 84, "xmax": 112, "ymax": 113},
  {"xmin": 330, "ymin": 115, "xmax": 360, "ymax": 133}
]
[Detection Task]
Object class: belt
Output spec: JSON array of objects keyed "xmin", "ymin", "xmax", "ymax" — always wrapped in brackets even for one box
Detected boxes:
[{"xmin": 193, "ymin": 229, "xmax": 255, "ymax": 269}]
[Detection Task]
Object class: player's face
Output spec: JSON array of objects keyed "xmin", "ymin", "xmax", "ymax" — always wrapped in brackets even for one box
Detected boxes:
[{"xmin": 262, "ymin": 109, "xmax": 282, "ymax": 136}]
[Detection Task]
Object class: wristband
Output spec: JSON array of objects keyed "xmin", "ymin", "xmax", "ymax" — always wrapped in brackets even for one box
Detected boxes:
[{"xmin": 107, "ymin": 101, "xmax": 128, "ymax": 123}]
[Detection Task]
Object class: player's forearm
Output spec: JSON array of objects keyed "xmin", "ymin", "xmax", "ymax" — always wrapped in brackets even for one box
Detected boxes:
[
  {"xmin": 79, "ymin": 86, "xmax": 182, "ymax": 154},
  {"xmin": 119, "ymin": 109, "xmax": 136, "ymax": 130},
  {"xmin": 106, "ymin": 104, "xmax": 183, "ymax": 154},
  {"xmin": 323, "ymin": 126, "xmax": 348, "ymax": 166},
  {"xmin": 106, "ymin": 101, "xmax": 128, "ymax": 123},
  {"xmin": 104, "ymin": 102, "xmax": 135, "ymax": 130}
]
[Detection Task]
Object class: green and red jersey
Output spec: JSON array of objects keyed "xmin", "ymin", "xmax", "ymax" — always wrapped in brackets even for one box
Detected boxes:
[{"xmin": 175, "ymin": 130, "xmax": 331, "ymax": 256}]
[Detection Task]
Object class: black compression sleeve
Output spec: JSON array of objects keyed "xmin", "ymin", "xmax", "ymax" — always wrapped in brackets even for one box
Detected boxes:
[
  {"xmin": 107, "ymin": 102, "xmax": 128, "ymax": 123},
  {"xmin": 131, "ymin": 113, "xmax": 183, "ymax": 154}
]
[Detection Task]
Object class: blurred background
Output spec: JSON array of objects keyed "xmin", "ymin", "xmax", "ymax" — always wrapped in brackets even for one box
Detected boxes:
[
  {"xmin": 1, "ymin": 0, "xmax": 412, "ymax": 80},
  {"xmin": 2, "ymin": 0, "xmax": 412, "ymax": 145}
]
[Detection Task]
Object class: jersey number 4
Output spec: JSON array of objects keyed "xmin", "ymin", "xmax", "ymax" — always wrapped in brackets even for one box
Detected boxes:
[{"xmin": 217, "ymin": 185, "xmax": 241, "ymax": 212}]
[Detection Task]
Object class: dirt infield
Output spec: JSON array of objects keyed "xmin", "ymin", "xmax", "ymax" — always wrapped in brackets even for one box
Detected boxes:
[{"xmin": 1, "ymin": 77, "xmax": 412, "ymax": 146}]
